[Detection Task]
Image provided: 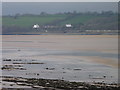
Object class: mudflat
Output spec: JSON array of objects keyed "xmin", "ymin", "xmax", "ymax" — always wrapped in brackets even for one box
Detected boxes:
[
  {"xmin": 2, "ymin": 35, "xmax": 118, "ymax": 84},
  {"xmin": 2, "ymin": 35, "xmax": 118, "ymax": 52}
]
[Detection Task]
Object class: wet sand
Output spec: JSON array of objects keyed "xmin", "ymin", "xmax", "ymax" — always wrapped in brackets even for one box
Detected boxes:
[
  {"xmin": 2, "ymin": 35, "xmax": 118, "ymax": 85},
  {"xmin": 2, "ymin": 35, "xmax": 118, "ymax": 52},
  {"xmin": 2, "ymin": 35, "xmax": 118, "ymax": 64}
]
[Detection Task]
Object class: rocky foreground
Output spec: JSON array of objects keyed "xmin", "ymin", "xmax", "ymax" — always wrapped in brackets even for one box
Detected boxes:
[{"xmin": 1, "ymin": 76, "xmax": 120, "ymax": 90}]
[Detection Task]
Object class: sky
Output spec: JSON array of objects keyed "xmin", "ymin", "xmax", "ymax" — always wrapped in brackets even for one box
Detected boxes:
[
  {"xmin": 1, "ymin": 0, "xmax": 120, "ymax": 2},
  {"xmin": 2, "ymin": 2, "xmax": 118, "ymax": 15}
]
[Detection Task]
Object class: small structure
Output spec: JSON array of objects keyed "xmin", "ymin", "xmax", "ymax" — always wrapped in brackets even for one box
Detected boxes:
[
  {"xmin": 33, "ymin": 24, "xmax": 40, "ymax": 29},
  {"xmin": 45, "ymin": 30, "xmax": 48, "ymax": 32},
  {"xmin": 65, "ymin": 24, "xmax": 72, "ymax": 28}
]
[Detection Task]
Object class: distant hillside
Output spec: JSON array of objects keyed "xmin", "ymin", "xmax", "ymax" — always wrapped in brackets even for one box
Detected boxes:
[{"xmin": 2, "ymin": 12, "xmax": 118, "ymax": 34}]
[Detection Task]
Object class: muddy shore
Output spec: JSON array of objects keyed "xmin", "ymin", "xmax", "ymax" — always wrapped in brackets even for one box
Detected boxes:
[
  {"xmin": 2, "ymin": 76, "xmax": 120, "ymax": 90},
  {"xmin": 1, "ymin": 35, "xmax": 119, "ymax": 89}
]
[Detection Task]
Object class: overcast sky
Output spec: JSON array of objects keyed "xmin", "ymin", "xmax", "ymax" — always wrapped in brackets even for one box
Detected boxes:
[
  {"xmin": 1, "ymin": 0, "xmax": 120, "ymax": 2},
  {"xmin": 2, "ymin": 2, "xmax": 118, "ymax": 15}
]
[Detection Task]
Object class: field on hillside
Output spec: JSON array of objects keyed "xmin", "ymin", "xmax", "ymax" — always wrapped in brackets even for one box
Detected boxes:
[
  {"xmin": 3, "ymin": 15, "xmax": 67, "ymax": 27},
  {"xmin": 2, "ymin": 13, "xmax": 118, "ymax": 34},
  {"xmin": 3, "ymin": 14, "xmax": 114, "ymax": 27}
]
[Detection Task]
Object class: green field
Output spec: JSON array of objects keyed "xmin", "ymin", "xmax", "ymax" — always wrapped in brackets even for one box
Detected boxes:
[
  {"xmin": 2, "ymin": 14, "xmax": 100, "ymax": 27},
  {"xmin": 2, "ymin": 13, "xmax": 118, "ymax": 34},
  {"xmin": 59, "ymin": 15, "xmax": 99, "ymax": 25},
  {"xmin": 3, "ymin": 15, "xmax": 67, "ymax": 27}
]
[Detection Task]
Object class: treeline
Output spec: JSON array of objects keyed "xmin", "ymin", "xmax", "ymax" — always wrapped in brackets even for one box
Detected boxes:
[{"xmin": 4, "ymin": 11, "xmax": 117, "ymax": 17}]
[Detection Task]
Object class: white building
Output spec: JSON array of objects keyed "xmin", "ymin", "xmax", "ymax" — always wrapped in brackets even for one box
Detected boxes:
[
  {"xmin": 65, "ymin": 24, "xmax": 72, "ymax": 28},
  {"xmin": 33, "ymin": 24, "xmax": 40, "ymax": 29}
]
